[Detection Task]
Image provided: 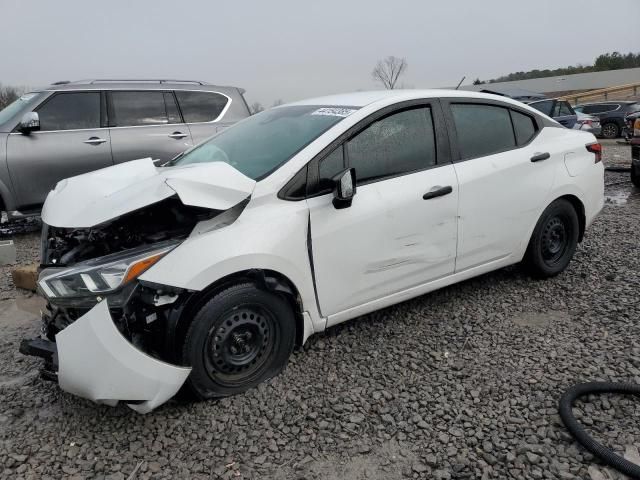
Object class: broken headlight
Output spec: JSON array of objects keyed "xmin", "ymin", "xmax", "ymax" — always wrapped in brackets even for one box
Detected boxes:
[{"xmin": 38, "ymin": 241, "xmax": 179, "ymax": 299}]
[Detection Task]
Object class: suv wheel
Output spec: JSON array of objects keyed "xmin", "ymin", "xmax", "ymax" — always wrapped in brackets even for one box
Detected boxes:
[
  {"xmin": 182, "ymin": 282, "xmax": 296, "ymax": 399},
  {"xmin": 524, "ymin": 199, "xmax": 579, "ymax": 278},
  {"xmin": 601, "ymin": 122, "xmax": 619, "ymax": 139}
]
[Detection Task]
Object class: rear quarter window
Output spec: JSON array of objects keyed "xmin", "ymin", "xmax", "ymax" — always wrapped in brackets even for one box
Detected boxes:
[
  {"xmin": 175, "ymin": 91, "xmax": 229, "ymax": 123},
  {"xmin": 511, "ymin": 110, "xmax": 537, "ymax": 145}
]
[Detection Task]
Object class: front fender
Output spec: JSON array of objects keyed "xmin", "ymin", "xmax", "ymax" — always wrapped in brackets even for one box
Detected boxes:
[{"xmin": 140, "ymin": 198, "xmax": 323, "ymax": 331}]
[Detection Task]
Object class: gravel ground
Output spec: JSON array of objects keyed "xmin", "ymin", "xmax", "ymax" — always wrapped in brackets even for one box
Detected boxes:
[{"xmin": 0, "ymin": 142, "xmax": 639, "ymax": 479}]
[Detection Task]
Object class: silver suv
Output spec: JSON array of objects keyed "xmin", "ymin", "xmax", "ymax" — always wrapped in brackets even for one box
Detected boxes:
[{"xmin": 0, "ymin": 79, "xmax": 250, "ymax": 217}]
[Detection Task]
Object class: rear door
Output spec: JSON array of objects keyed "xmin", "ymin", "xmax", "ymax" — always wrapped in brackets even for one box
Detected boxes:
[
  {"xmin": 6, "ymin": 91, "xmax": 113, "ymax": 208},
  {"xmin": 307, "ymin": 102, "xmax": 458, "ymax": 320},
  {"xmin": 444, "ymin": 100, "xmax": 557, "ymax": 271},
  {"xmin": 108, "ymin": 90, "xmax": 193, "ymax": 164},
  {"xmin": 175, "ymin": 90, "xmax": 232, "ymax": 144}
]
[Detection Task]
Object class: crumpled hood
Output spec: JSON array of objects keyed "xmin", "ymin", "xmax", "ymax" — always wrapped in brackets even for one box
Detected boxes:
[{"xmin": 41, "ymin": 158, "xmax": 256, "ymax": 228}]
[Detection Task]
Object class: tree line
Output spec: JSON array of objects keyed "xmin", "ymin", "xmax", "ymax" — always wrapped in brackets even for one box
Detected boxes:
[{"xmin": 473, "ymin": 51, "xmax": 640, "ymax": 85}]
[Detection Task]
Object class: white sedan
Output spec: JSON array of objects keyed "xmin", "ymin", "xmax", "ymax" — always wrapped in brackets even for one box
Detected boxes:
[{"xmin": 23, "ymin": 90, "xmax": 604, "ymax": 412}]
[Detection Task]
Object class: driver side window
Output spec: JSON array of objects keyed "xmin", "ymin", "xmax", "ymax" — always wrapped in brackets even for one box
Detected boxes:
[
  {"xmin": 347, "ymin": 107, "xmax": 436, "ymax": 184},
  {"xmin": 311, "ymin": 105, "xmax": 437, "ymax": 196}
]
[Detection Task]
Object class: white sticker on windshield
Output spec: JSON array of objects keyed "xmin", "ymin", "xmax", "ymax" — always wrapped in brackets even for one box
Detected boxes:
[{"xmin": 310, "ymin": 107, "xmax": 357, "ymax": 117}]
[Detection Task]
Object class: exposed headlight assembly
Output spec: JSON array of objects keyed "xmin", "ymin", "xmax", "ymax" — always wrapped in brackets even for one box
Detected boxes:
[{"xmin": 38, "ymin": 241, "xmax": 178, "ymax": 299}]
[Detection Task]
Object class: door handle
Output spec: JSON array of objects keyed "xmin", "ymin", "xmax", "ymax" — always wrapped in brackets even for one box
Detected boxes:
[
  {"xmin": 83, "ymin": 137, "xmax": 107, "ymax": 145},
  {"xmin": 530, "ymin": 152, "xmax": 550, "ymax": 162},
  {"xmin": 423, "ymin": 185, "xmax": 453, "ymax": 200},
  {"xmin": 168, "ymin": 132, "xmax": 188, "ymax": 139}
]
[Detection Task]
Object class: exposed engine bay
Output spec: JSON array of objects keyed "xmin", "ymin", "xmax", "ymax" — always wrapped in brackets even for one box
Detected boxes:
[{"xmin": 42, "ymin": 196, "xmax": 218, "ymax": 267}]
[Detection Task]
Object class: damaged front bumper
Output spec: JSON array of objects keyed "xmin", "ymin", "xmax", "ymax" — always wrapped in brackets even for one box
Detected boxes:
[{"xmin": 21, "ymin": 300, "xmax": 191, "ymax": 414}]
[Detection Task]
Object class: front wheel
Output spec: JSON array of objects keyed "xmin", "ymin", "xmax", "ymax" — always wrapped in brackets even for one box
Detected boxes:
[
  {"xmin": 182, "ymin": 283, "xmax": 296, "ymax": 399},
  {"xmin": 524, "ymin": 199, "xmax": 579, "ymax": 278}
]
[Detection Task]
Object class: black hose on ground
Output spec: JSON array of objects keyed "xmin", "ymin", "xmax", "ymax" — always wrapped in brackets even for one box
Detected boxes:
[
  {"xmin": 605, "ymin": 166, "xmax": 631, "ymax": 172},
  {"xmin": 559, "ymin": 382, "xmax": 640, "ymax": 479}
]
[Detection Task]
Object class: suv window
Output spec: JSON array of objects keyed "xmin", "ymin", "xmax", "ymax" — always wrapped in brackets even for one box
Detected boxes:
[
  {"xmin": 175, "ymin": 91, "xmax": 229, "ymax": 123},
  {"xmin": 583, "ymin": 104, "xmax": 618, "ymax": 114},
  {"xmin": 529, "ymin": 100, "xmax": 553, "ymax": 116},
  {"xmin": 36, "ymin": 92, "xmax": 101, "ymax": 131},
  {"xmin": 511, "ymin": 110, "xmax": 537, "ymax": 145},
  {"xmin": 110, "ymin": 91, "xmax": 173, "ymax": 127},
  {"xmin": 346, "ymin": 107, "xmax": 436, "ymax": 184},
  {"xmin": 451, "ymin": 104, "xmax": 515, "ymax": 160}
]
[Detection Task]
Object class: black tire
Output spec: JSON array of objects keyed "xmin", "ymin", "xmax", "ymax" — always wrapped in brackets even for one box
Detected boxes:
[
  {"xmin": 600, "ymin": 122, "xmax": 620, "ymax": 139},
  {"xmin": 524, "ymin": 199, "xmax": 580, "ymax": 278},
  {"xmin": 632, "ymin": 164, "xmax": 640, "ymax": 188},
  {"xmin": 182, "ymin": 283, "xmax": 296, "ymax": 399}
]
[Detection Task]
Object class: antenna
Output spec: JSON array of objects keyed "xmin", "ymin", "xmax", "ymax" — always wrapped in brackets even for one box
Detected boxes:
[{"xmin": 455, "ymin": 76, "xmax": 466, "ymax": 90}]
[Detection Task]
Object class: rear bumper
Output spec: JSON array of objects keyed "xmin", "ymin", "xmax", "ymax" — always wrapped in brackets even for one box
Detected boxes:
[{"xmin": 21, "ymin": 300, "xmax": 191, "ymax": 414}]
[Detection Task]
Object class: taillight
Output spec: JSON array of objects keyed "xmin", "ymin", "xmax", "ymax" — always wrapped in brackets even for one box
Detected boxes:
[
  {"xmin": 586, "ymin": 143, "xmax": 602, "ymax": 163},
  {"xmin": 583, "ymin": 119, "xmax": 592, "ymax": 127},
  {"xmin": 634, "ymin": 118, "xmax": 640, "ymax": 137}
]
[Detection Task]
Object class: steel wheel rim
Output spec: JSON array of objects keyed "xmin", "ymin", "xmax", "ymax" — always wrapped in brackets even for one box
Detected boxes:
[
  {"xmin": 541, "ymin": 215, "xmax": 570, "ymax": 266},
  {"xmin": 204, "ymin": 305, "xmax": 277, "ymax": 385}
]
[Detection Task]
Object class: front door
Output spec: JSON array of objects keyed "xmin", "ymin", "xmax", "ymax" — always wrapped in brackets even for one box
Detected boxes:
[
  {"xmin": 108, "ymin": 91, "xmax": 193, "ymax": 164},
  {"xmin": 6, "ymin": 91, "xmax": 113, "ymax": 208},
  {"xmin": 307, "ymin": 105, "xmax": 458, "ymax": 319}
]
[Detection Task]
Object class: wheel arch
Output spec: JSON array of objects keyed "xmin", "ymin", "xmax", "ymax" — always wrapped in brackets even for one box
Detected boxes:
[
  {"xmin": 557, "ymin": 194, "xmax": 586, "ymax": 242},
  {"xmin": 167, "ymin": 268, "xmax": 308, "ymax": 362}
]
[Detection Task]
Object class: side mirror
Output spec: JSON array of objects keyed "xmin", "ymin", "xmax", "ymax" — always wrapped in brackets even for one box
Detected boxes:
[
  {"xmin": 332, "ymin": 168, "xmax": 356, "ymax": 209},
  {"xmin": 19, "ymin": 112, "xmax": 40, "ymax": 134}
]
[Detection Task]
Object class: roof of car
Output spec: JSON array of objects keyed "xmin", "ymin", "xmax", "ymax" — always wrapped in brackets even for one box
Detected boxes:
[
  {"xmin": 286, "ymin": 89, "xmax": 531, "ymax": 108},
  {"xmin": 43, "ymin": 79, "xmax": 243, "ymax": 93}
]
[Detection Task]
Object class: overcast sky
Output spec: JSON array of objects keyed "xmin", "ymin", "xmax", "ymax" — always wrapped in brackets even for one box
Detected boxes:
[{"xmin": 2, "ymin": 0, "xmax": 639, "ymax": 106}]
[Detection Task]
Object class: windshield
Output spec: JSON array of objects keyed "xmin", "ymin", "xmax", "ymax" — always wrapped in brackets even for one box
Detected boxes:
[
  {"xmin": 0, "ymin": 92, "xmax": 46, "ymax": 129},
  {"xmin": 171, "ymin": 105, "xmax": 359, "ymax": 180}
]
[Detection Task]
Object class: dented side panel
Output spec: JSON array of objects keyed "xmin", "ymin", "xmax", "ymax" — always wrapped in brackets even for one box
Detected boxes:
[
  {"xmin": 140, "ymin": 197, "xmax": 323, "ymax": 332},
  {"xmin": 307, "ymin": 165, "xmax": 459, "ymax": 321}
]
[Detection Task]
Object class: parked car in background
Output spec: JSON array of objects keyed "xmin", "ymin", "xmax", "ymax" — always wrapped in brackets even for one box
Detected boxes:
[
  {"xmin": 624, "ymin": 110, "xmax": 640, "ymax": 142},
  {"xmin": 527, "ymin": 99, "xmax": 578, "ymax": 128},
  {"xmin": 573, "ymin": 101, "xmax": 640, "ymax": 139},
  {"xmin": 21, "ymin": 90, "xmax": 604, "ymax": 413},
  {"xmin": 573, "ymin": 112, "xmax": 601, "ymax": 136},
  {"xmin": 0, "ymin": 79, "xmax": 250, "ymax": 217}
]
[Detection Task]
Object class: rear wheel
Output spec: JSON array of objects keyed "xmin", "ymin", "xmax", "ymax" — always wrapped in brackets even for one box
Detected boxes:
[
  {"xmin": 182, "ymin": 283, "xmax": 296, "ymax": 399},
  {"xmin": 524, "ymin": 199, "xmax": 579, "ymax": 278},
  {"xmin": 601, "ymin": 122, "xmax": 619, "ymax": 139}
]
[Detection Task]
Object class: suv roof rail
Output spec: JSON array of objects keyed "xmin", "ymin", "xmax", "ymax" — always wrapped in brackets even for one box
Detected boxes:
[
  {"xmin": 51, "ymin": 80, "xmax": 71, "ymax": 85},
  {"xmin": 68, "ymin": 79, "xmax": 211, "ymax": 85}
]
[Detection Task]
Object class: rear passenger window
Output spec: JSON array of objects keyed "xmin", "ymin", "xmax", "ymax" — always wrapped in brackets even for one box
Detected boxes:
[
  {"xmin": 37, "ymin": 92, "xmax": 101, "ymax": 131},
  {"xmin": 175, "ymin": 91, "xmax": 228, "ymax": 123},
  {"xmin": 511, "ymin": 110, "xmax": 537, "ymax": 145},
  {"xmin": 346, "ymin": 107, "xmax": 436, "ymax": 184},
  {"xmin": 451, "ymin": 104, "xmax": 515, "ymax": 160},
  {"xmin": 111, "ymin": 91, "xmax": 170, "ymax": 126}
]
